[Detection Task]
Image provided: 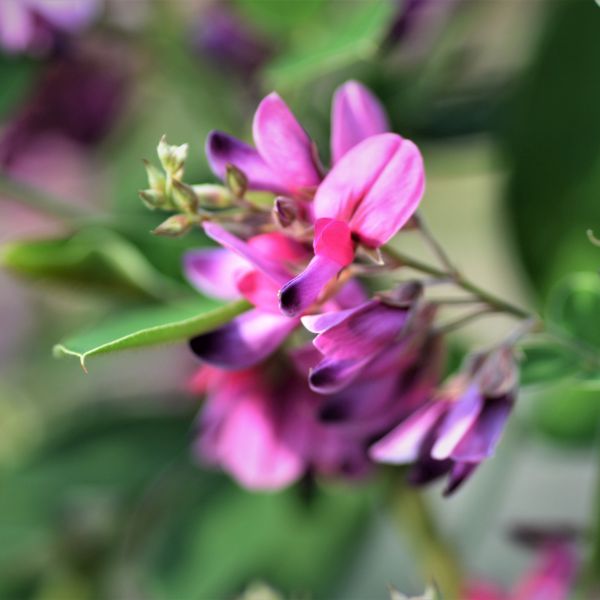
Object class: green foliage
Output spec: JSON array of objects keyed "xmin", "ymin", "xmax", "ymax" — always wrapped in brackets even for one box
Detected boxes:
[
  {"xmin": 263, "ymin": 0, "xmax": 394, "ymax": 90},
  {"xmin": 0, "ymin": 55, "xmax": 38, "ymax": 118},
  {"xmin": 519, "ymin": 338, "xmax": 580, "ymax": 387},
  {"xmin": 53, "ymin": 298, "xmax": 251, "ymax": 370},
  {"xmin": 501, "ymin": 0, "xmax": 600, "ymax": 298},
  {"xmin": 2, "ymin": 226, "xmax": 187, "ymax": 300}
]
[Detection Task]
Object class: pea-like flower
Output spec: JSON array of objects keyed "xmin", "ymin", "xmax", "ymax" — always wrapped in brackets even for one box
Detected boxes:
[{"xmin": 370, "ymin": 346, "xmax": 518, "ymax": 495}]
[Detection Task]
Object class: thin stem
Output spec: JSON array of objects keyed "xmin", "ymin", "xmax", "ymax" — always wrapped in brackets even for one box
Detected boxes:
[
  {"xmin": 388, "ymin": 473, "xmax": 463, "ymax": 597},
  {"xmin": 0, "ymin": 172, "xmax": 90, "ymax": 222},
  {"xmin": 382, "ymin": 245, "xmax": 533, "ymax": 320},
  {"xmin": 435, "ymin": 307, "xmax": 494, "ymax": 334},
  {"xmin": 414, "ymin": 212, "xmax": 458, "ymax": 275}
]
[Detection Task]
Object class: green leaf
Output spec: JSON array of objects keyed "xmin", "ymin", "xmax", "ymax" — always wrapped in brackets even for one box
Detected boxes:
[
  {"xmin": 263, "ymin": 0, "xmax": 393, "ymax": 90},
  {"xmin": 53, "ymin": 298, "xmax": 251, "ymax": 370},
  {"xmin": 153, "ymin": 483, "xmax": 371, "ymax": 599},
  {"xmin": 501, "ymin": 0, "xmax": 600, "ymax": 297},
  {"xmin": 530, "ymin": 380, "xmax": 600, "ymax": 448},
  {"xmin": 0, "ymin": 55, "xmax": 38, "ymax": 118},
  {"xmin": 2, "ymin": 226, "xmax": 186, "ymax": 300},
  {"xmin": 519, "ymin": 338, "xmax": 581, "ymax": 387},
  {"xmin": 546, "ymin": 272, "xmax": 600, "ymax": 352}
]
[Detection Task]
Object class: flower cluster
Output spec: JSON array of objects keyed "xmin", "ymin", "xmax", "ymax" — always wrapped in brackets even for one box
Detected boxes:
[{"xmin": 142, "ymin": 81, "xmax": 527, "ymax": 493}]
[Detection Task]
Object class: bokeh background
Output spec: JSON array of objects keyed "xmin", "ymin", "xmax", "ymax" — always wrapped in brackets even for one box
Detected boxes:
[{"xmin": 1, "ymin": 0, "xmax": 600, "ymax": 598}]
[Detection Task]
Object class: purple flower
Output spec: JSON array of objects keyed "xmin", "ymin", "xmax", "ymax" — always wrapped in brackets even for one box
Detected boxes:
[
  {"xmin": 0, "ymin": 0, "xmax": 100, "ymax": 54},
  {"xmin": 370, "ymin": 346, "xmax": 518, "ymax": 495},
  {"xmin": 0, "ymin": 49, "xmax": 127, "ymax": 167},
  {"xmin": 191, "ymin": 4, "xmax": 272, "ymax": 76}
]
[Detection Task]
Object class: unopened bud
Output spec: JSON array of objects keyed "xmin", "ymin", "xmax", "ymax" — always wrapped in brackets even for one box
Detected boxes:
[
  {"xmin": 157, "ymin": 135, "xmax": 188, "ymax": 177},
  {"xmin": 225, "ymin": 163, "xmax": 248, "ymax": 198},
  {"xmin": 143, "ymin": 159, "xmax": 166, "ymax": 193},
  {"xmin": 171, "ymin": 179, "xmax": 199, "ymax": 214},
  {"xmin": 273, "ymin": 196, "xmax": 298, "ymax": 228},
  {"xmin": 193, "ymin": 184, "xmax": 235, "ymax": 209},
  {"xmin": 152, "ymin": 214, "xmax": 194, "ymax": 237},
  {"xmin": 139, "ymin": 189, "xmax": 170, "ymax": 211},
  {"xmin": 476, "ymin": 346, "xmax": 518, "ymax": 397},
  {"xmin": 379, "ymin": 280, "xmax": 423, "ymax": 307}
]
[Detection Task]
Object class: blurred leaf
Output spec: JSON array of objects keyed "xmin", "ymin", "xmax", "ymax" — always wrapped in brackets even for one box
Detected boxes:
[
  {"xmin": 501, "ymin": 0, "xmax": 600, "ymax": 297},
  {"xmin": 2, "ymin": 226, "xmax": 186, "ymax": 300},
  {"xmin": 154, "ymin": 483, "xmax": 371, "ymax": 599},
  {"xmin": 0, "ymin": 403, "xmax": 220, "ymax": 595},
  {"xmin": 235, "ymin": 0, "xmax": 325, "ymax": 33},
  {"xmin": 53, "ymin": 298, "xmax": 250, "ymax": 369},
  {"xmin": 546, "ymin": 272, "xmax": 600, "ymax": 353},
  {"xmin": 519, "ymin": 338, "xmax": 580, "ymax": 387},
  {"xmin": 264, "ymin": 0, "xmax": 393, "ymax": 89},
  {"xmin": 530, "ymin": 380, "xmax": 600, "ymax": 448}
]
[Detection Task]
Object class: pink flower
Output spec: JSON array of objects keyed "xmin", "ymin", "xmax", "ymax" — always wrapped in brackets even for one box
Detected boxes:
[
  {"xmin": 465, "ymin": 541, "xmax": 578, "ymax": 600},
  {"xmin": 278, "ymin": 133, "xmax": 424, "ymax": 316},
  {"xmin": 185, "ymin": 222, "xmax": 365, "ymax": 369},
  {"xmin": 205, "ymin": 80, "xmax": 389, "ymax": 199},
  {"xmin": 0, "ymin": 0, "xmax": 100, "ymax": 53},
  {"xmin": 370, "ymin": 347, "xmax": 517, "ymax": 495}
]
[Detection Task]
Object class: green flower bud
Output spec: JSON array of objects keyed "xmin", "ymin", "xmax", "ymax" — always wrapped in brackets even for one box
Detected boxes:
[
  {"xmin": 171, "ymin": 179, "xmax": 199, "ymax": 214},
  {"xmin": 225, "ymin": 163, "xmax": 248, "ymax": 198},
  {"xmin": 139, "ymin": 189, "xmax": 171, "ymax": 211},
  {"xmin": 143, "ymin": 159, "xmax": 166, "ymax": 193},
  {"xmin": 157, "ymin": 135, "xmax": 188, "ymax": 178},
  {"xmin": 193, "ymin": 184, "xmax": 235, "ymax": 209},
  {"xmin": 152, "ymin": 214, "xmax": 195, "ymax": 237}
]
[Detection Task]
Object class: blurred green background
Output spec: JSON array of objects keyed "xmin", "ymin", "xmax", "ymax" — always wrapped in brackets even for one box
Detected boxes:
[{"xmin": 2, "ymin": 0, "xmax": 600, "ymax": 598}]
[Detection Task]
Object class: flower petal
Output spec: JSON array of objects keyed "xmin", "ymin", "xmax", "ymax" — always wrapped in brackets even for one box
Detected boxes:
[
  {"xmin": 370, "ymin": 401, "xmax": 448, "ymax": 464},
  {"xmin": 309, "ymin": 355, "xmax": 371, "ymax": 395},
  {"xmin": 253, "ymin": 92, "xmax": 321, "ymax": 193},
  {"xmin": 278, "ymin": 254, "xmax": 343, "ymax": 318},
  {"xmin": 314, "ymin": 133, "xmax": 424, "ymax": 247},
  {"xmin": 203, "ymin": 222, "xmax": 290, "ymax": 285},
  {"xmin": 451, "ymin": 395, "xmax": 514, "ymax": 462},
  {"xmin": 0, "ymin": 0, "xmax": 32, "ymax": 52},
  {"xmin": 443, "ymin": 461, "xmax": 478, "ymax": 496},
  {"xmin": 183, "ymin": 248, "xmax": 247, "ymax": 300},
  {"xmin": 189, "ymin": 309, "xmax": 297, "ymax": 369},
  {"xmin": 331, "ymin": 80, "xmax": 389, "ymax": 163},
  {"xmin": 431, "ymin": 384, "xmax": 484, "ymax": 461},
  {"xmin": 205, "ymin": 130, "xmax": 286, "ymax": 194},
  {"xmin": 32, "ymin": 0, "xmax": 99, "ymax": 30}
]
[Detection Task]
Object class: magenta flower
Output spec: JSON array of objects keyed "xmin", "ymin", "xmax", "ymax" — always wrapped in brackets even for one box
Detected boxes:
[
  {"xmin": 185, "ymin": 226, "xmax": 307, "ymax": 369},
  {"xmin": 370, "ymin": 347, "xmax": 517, "ymax": 495},
  {"xmin": 301, "ymin": 284, "xmax": 430, "ymax": 394},
  {"xmin": 0, "ymin": 0, "xmax": 100, "ymax": 53},
  {"xmin": 278, "ymin": 133, "xmax": 424, "ymax": 316},
  {"xmin": 465, "ymin": 540, "xmax": 578, "ymax": 600},
  {"xmin": 205, "ymin": 80, "xmax": 389, "ymax": 199}
]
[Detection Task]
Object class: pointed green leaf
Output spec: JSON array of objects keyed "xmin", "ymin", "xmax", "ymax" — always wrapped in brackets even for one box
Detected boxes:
[{"xmin": 53, "ymin": 298, "xmax": 251, "ymax": 370}]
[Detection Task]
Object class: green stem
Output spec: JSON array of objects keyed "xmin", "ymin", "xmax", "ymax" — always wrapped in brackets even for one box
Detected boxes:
[
  {"xmin": 389, "ymin": 474, "xmax": 463, "ymax": 597},
  {"xmin": 382, "ymin": 245, "xmax": 533, "ymax": 320},
  {"xmin": 0, "ymin": 172, "xmax": 90, "ymax": 222}
]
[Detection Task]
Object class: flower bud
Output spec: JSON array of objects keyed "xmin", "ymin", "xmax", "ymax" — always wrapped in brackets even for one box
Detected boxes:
[
  {"xmin": 171, "ymin": 179, "xmax": 199, "ymax": 214},
  {"xmin": 143, "ymin": 159, "xmax": 166, "ymax": 194},
  {"xmin": 193, "ymin": 184, "xmax": 235, "ymax": 209},
  {"xmin": 273, "ymin": 196, "xmax": 298, "ymax": 228},
  {"xmin": 157, "ymin": 135, "xmax": 188, "ymax": 177},
  {"xmin": 139, "ymin": 189, "xmax": 171, "ymax": 211},
  {"xmin": 475, "ymin": 346, "xmax": 518, "ymax": 397},
  {"xmin": 152, "ymin": 214, "xmax": 195, "ymax": 237},
  {"xmin": 225, "ymin": 163, "xmax": 248, "ymax": 198}
]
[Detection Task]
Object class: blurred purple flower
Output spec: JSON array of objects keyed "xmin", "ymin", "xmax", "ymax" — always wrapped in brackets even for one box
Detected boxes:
[
  {"xmin": 191, "ymin": 4, "xmax": 272, "ymax": 76},
  {"xmin": 371, "ymin": 346, "xmax": 518, "ymax": 495},
  {"xmin": 0, "ymin": 49, "xmax": 127, "ymax": 168},
  {"xmin": 0, "ymin": 0, "xmax": 101, "ymax": 54}
]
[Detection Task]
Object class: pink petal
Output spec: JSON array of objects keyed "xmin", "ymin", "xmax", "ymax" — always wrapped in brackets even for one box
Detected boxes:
[
  {"xmin": 314, "ymin": 133, "xmax": 424, "ymax": 247},
  {"xmin": 431, "ymin": 385, "xmax": 483, "ymax": 461},
  {"xmin": 247, "ymin": 231, "xmax": 308, "ymax": 264},
  {"xmin": 205, "ymin": 131, "xmax": 286, "ymax": 194},
  {"xmin": 190, "ymin": 308, "xmax": 297, "ymax": 369},
  {"xmin": 370, "ymin": 401, "xmax": 448, "ymax": 464},
  {"xmin": 203, "ymin": 222, "xmax": 290, "ymax": 285},
  {"xmin": 313, "ymin": 218, "xmax": 354, "ymax": 265},
  {"xmin": 331, "ymin": 80, "xmax": 389, "ymax": 163},
  {"xmin": 308, "ymin": 355, "xmax": 372, "ymax": 395},
  {"xmin": 183, "ymin": 248, "xmax": 248, "ymax": 300},
  {"xmin": 301, "ymin": 305, "xmax": 363, "ymax": 334},
  {"xmin": 252, "ymin": 92, "xmax": 321, "ymax": 194},
  {"xmin": 0, "ymin": 0, "xmax": 32, "ymax": 52}
]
